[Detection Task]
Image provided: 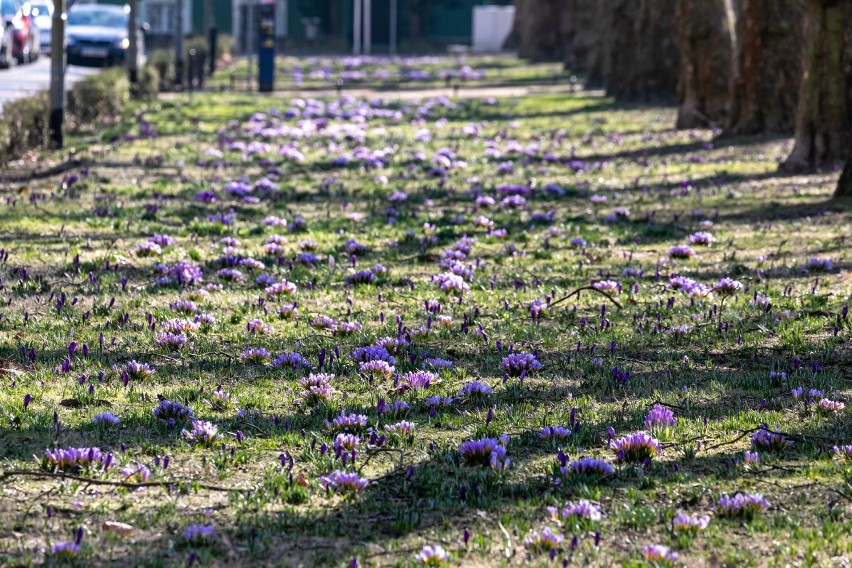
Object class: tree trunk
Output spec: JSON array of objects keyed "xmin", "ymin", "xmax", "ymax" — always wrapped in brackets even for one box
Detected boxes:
[
  {"xmin": 503, "ymin": 0, "xmax": 526, "ymax": 50},
  {"xmin": 838, "ymin": 148, "xmax": 852, "ymax": 197},
  {"xmin": 513, "ymin": 0, "xmax": 564, "ymax": 62},
  {"xmin": 725, "ymin": 0, "xmax": 804, "ymax": 135},
  {"xmin": 675, "ymin": 0, "xmax": 736, "ymax": 129},
  {"xmin": 587, "ymin": 0, "xmax": 612, "ymax": 87},
  {"xmin": 782, "ymin": 0, "xmax": 852, "ymax": 172},
  {"xmin": 560, "ymin": 0, "xmax": 599, "ymax": 72},
  {"xmin": 603, "ymin": 0, "xmax": 679, "ymax": 103}
]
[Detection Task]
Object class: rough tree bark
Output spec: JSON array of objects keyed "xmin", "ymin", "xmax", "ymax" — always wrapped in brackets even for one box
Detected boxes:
[
  {"xmin": 725, "ymin": 0, "xmax": 804, "ymax": 135},
  {"xmin": 503, "ymin": 0, "xmax": 526, "ymax": 50},
  {"xmin": 576, "ymin": 0, "xmax": 611, "ymax": 86},
  {"xmin": 603, "ymin": 0, "xmax": 679, "ymax": 103},
  {"xmin": 782, "ymin": 0, "xmax": 852, "ymax": 173},
  {"xmin": 674, "ymin": 0, "xmax": 736, "ymax": 129},
  {"xmin": 510, "ymin": 0, "xmax": 564, "ymax": 62},
  {"xmin": 560, "ymin": 0, "xmax": 600, "ymax": 72},
  {"xmin": 839, "ymin": 146, "xmax": 852, "ymax": 196}
]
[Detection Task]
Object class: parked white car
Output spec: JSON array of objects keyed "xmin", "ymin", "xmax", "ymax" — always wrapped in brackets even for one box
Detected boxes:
[{"xmin": 31, "ymin": 0, "xmax": 49, "ymax": 51}]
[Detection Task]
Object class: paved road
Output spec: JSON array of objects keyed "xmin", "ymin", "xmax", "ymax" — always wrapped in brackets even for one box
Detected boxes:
[{"xmin": 0, "ymin": 57, "xmax": 100, "ymax": 111}]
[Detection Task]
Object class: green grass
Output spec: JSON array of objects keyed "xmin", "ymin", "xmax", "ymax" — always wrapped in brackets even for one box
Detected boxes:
[{"xmin": 0, "ymin": 59, "xmax": 850, "ymax": 567}]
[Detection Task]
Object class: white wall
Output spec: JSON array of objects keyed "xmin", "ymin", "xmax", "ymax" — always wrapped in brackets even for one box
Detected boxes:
[{"xmin": 472, "ymin": 5, "xmax": 515, "ymax": 52}]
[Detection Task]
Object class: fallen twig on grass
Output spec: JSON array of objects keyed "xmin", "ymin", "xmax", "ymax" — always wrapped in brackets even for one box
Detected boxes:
[
  {"xmin": 549, "ymin": 285, "xmax": 623, "ymax": 310},
  {"xmin": 0, "ymin": 469, "xmax": 251, "ymax": 493}
]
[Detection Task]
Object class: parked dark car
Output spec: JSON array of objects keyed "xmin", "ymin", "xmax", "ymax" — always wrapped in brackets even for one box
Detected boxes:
[
  {"xmin": 0, "ymin": 0, "xmax": 39, "ymax": 65},
  {"xmin": 66, "ymin": 4, "xmax": 142, "ymax": 67}
]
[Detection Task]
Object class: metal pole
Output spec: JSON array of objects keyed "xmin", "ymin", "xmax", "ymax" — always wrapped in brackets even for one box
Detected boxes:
[
  {"xmin": 174, "ymin": 0, "xmax": 184, "ymax": 88},
  {"xmin": 127, "ymin": 0, "xmax": 138, "ymax": 85},
  {"xmin": 352, "ymin": 0, "xmax": 361, "ymax": 55},
  {"xmin": 389, "ymin": 0, "xmax": 397, "ymax": 55},
  {"xmin": 363, "ymin": 0, "xmax": 370, "ymax": 55},
  {"xmin": 49, "ymin": 0, "xmax": 65, "ymax": 149},
  {"xmin": 245, "ymin": 0, "xmax": 253, "ymax": 89},
  {"xmin": 205, "ymin": 0, "xmax": 216, "ymax": 75}
]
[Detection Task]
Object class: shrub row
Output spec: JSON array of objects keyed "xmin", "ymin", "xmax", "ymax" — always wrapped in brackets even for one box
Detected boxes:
[{"xmin": 0, "ymin": 65, "xmax": 157, "ymax": 165}]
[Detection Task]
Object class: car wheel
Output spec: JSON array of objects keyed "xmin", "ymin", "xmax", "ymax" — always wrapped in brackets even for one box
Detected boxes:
[{"xmin": 16, "ymin": 42, "xmax": 26, "ymax": 65}]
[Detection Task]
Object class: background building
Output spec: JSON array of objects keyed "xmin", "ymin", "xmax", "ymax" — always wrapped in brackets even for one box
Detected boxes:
[{"xmin": 99, "ymin": 0, "xmax": 513, "ymax": 53}]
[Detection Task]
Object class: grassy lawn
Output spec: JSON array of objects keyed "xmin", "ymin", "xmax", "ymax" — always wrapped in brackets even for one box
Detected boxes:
[{"xmin": 0, "ymin": 58, "xmax": 850, "ymax": 567}]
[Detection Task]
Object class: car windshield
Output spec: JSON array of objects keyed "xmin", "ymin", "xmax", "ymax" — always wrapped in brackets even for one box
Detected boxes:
[
  {"xmin": 67, "ymin": 9, "xmax": 127, "ymax": 28},
  {"xmin": 1, "ymin": 0, "xmax": 17, "ymax": 17}
]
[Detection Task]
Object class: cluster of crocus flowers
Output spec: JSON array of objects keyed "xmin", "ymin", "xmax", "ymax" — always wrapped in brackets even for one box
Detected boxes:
[
  {"xmin": 278, "ymin": 303, "xmax": 299, "ymax": 319},
  {"xmin": 51, "ymin": 542, "xmax": 81, "ymax": 559},
  {"xmin": 118, "ymin": 360, "xmax": 155, "ymax": 381},
  {"xmin": 320, "ymin": 470, "xmax": 369, "ymax": 495},
  {"xmin": 272, "ymin": 351, "xmax": 311, "ymax": 369},
  {"xmin": 806, "ymin": 257, "xmax": 833, "ymax": 272},
  {"xmin": 333, "ymin": 433, "xmax": 360, "ymax": 454},
  {"xmin": 377, "ymin": 400, "xmax": 411, "ymax": 417},
  {"xmin": 170, "ymin": 299, "xmax": 198, "ymax": 314},
  {"xmin": 264, "ymin": 279, "xmax": 297, "ymax": 297},
  {"xmin": 833, "ymin": 445, "xmax": 852, "ymax": 461},
  {"xmin": 501, "ymin": 352, "xmax": 542, "ymax": 376},
  {"xmin": 298, "ymin": 373, "xmax": 337, "ymax": 406},
  {"xmin": 93, "ymin": 412, "xmax": 121, "ymax": 426},
  {"xmin": 539, "ymin": 426, "xmax": 572, "ymax": 441},
  {"xmin": 522, "ymin": 527, "xmax": 563, "ymax": 553},
  {"xmin": 667, "ymin": 245, "xmax": 696, "ymax": 259},
  {"xmin": 432, "ymin": 272, "xmax": 470, "ymax": 293},
  {"xmin": 384, "ymin": 421, "xmax": 416, "ymax": 437},
  {"xmin": 345, "ymin": 269, "xmax": 377, "ymax": 286},
  {"xmin": 671, "ymin": 512, "xmax": 710, "ymax": 534},
  {"xmin": 644, "ymin": 404, "xmax": 677, "ymax": 431},
  {"xmin": 458, "ymin": 380, "xmax": 493, "ymax": 397},
  {"xmin": 396, "ymin": 370, "xmax": 440, "ymax": 392},
  {"xmin": 161, "ymin": 318, "xmax": 201, "ymax": 335},
  {"xmin": 245, "ymin": 319, "xmax": 273, "ymax": 335},
  {"xmin": 182, "ymin": 523, "xmax": 216, "ymax": 544},
  {"xmin": 154, "ymin": 261, "xmax": 203, "ymax": 286},
  {"xmin": 458, "ymin": 437, "xmax": 510, "ymax": 471},
  {"xmin": 742, "ymin": 450, "xmax": 761, "ymax": 467},
  {"xmin": 153, "ymin": 400, "xmax": 194, "ymax": 426},
  {"xmin": 609, "ymin": 431, "xmax": 662, "ymax": 463},
  {"xmin": 121, "ymin": 463, "xmax": 152, "ymax": 484},
  {"xmin": 325, "ymin": 412, "xmax": 369, "ymax": 433},
  {"xmin": 208, "ymin": 388, "xmax": 232, "ymax": 411},
  {"xmin": 558, "ymin": 456, "xmax": 614, "ymax": 483},
  {"xmin": 687, "ymin": 231, "xmax": 716, "ymax": 245},
  {"xmin": 153, "ymin": 332, "xmax": 188, "ymax": 351},
  {"xmin": 817, "ymin": 398, "xmax": 846, "ymax": 415},
  {"xmin": 669, "ymin": 275, "xmax": 712, "ymax": 297},
  {"xmin": 592, "ymin": 280, "xmax": 621, "ymax": 295},
  {"xmin": 359, "ymin": 360, "xmax": 395, "ymax": 378},
  {"xmin": 642, "ymin": 544, "xmax": 678, "ymax": 564},
  {"xmin": 44, "ymin": 447, "xmax": 107, "ymax": 472},
  {"xmin": 414, "ymin": 544, "xmax": 451, "ymax": 565},
  {"xmin": 240, "ymin": 347, "xmax": 271, "ymax": 364},
  {"xmin": 714, "ymin": 277, "xmax": 743, "ymax": 295},
  {"xmin": 751, "ymin": 428, "xmax": 793, "ymax": 452},
  {"xmin": 181, "ymin": 420, "xmax": 221, "ymax": 446},
  {"xmin": 547, "ymin": 499, "xmax": 603, "ymax": 526},
  {"xmin": 714, "ymin": 492, "xmax": 769, "ymax": 519}
]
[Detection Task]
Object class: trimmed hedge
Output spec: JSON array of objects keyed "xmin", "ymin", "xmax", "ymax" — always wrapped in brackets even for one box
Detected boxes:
[
  {"xmin": 67, "ymin": 68, "xmax": 131, "ymax": 126},
  {"xmin": 0, "ymin": 64, "xmax": 160, "ymax": 164}
]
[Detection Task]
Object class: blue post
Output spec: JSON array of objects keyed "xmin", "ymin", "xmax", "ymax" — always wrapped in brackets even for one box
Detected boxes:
[{"xmin": 258, "ymin": 0, "xmax": 276, "ymax": 92}]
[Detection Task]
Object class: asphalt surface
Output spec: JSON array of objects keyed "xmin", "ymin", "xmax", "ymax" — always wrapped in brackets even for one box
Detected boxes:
[{"xmin": 0, "ymin": 56, "xmax": 100, "ymax": 111}]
